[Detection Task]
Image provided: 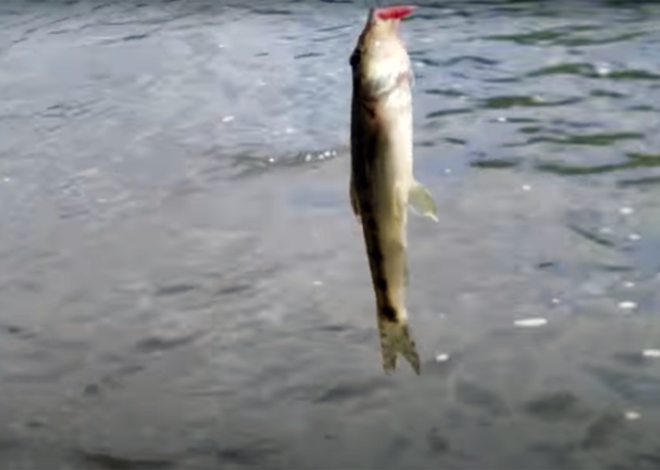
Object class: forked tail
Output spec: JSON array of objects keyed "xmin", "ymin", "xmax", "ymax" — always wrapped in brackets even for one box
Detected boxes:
[{"xmin": 377, "ymin": 315, "xmax": 421, "ymax": 374}]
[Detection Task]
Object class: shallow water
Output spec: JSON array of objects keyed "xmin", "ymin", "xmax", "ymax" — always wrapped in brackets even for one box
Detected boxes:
[{"xmin": 1, "ymin": 0, "xmax": 660, "ymax": 468}]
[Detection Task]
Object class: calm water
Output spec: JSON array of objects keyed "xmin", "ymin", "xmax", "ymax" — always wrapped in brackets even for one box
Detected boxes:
[{"xmin": 1, "ymin": 0, "xmax": 660, "ymax": 468}]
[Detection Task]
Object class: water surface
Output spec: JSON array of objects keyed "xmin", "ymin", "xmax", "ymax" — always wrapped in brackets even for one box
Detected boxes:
[{"xmin": 1, "ymin": 0, "xmax": 660, "ymax": 468}]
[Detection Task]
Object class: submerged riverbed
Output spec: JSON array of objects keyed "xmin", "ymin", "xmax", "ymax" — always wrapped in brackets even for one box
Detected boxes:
[{"xmin": 1, "ymin": 0, "xmax": 660, "ymax": 468}]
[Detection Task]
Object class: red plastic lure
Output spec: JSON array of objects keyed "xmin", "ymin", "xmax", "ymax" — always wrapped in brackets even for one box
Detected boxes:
[{"xmin": 375, "ymin": 5, "xmax": 417, "ymax": 20}]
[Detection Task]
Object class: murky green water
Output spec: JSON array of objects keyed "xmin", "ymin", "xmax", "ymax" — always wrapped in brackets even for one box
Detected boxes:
[{"xmin": 1, "ymin": 0, "xmax": 660, "ymax": 468}]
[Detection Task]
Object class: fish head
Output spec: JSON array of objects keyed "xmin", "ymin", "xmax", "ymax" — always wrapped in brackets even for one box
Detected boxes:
[{"xmin": 350, "ymin": 5, "xmax": 416, "ymax": 98}]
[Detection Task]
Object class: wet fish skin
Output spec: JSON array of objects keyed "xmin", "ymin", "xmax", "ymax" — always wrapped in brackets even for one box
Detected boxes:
[{"xmin": 349, "ymin": 5, "xmax": 437, "ymax": 374}]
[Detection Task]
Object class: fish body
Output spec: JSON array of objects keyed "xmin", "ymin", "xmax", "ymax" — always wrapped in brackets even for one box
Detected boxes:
[{"xmin": 349, "ymin": 5, "xmax": 437, "ymax": 374}]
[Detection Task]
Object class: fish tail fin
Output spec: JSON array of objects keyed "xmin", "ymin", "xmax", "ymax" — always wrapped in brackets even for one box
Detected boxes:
[{"xmin": 378, "ymin": 313, "xmax": 421, "ymax": 375}]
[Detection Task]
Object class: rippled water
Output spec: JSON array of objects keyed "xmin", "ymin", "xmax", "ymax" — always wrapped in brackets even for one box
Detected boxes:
[{"xmin": 1, "ymin": 0, "xmax": 660, "ymax": 468}]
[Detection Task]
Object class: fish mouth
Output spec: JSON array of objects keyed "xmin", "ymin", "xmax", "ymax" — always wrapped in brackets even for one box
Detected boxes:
[{"xmin": 374, "ymin": 5, "xmax": 417, "ymax": 21}]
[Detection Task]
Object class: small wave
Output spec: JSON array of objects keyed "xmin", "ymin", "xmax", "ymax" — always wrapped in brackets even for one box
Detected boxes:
[
  {"xmin": 536, "ymin": 132, "xmax": 642, "ymax": 146},
  {"xmin": 618, "ymin": 175, "xmax": 660, "ymax": 187},
  {"xmin": 294, "ymin": 52, "xmax": 324, "ymax": 60},
  {"xmin": 471, "ymin": 158, "xmax": 520, "ymax": 170},
  {"xmin": 444, "ymin": 137, "xmax": 467, "ymax": 146},
  {"xmin": 77, "ymin": 451, "xmax": 176, "ymax": 470},
  {"xmin": 518, "ymin": 126, "xmax": 544, "ymax": 134},
  {"xmin": 536, "ymin": 162, "xmax": 625, "ymax": 176},
  {"xmin": 584, "ymin": 365, "xmax": 660, "ymax": 405},
  {"xmin": 627, "ymin": 104, "xmax": 656, "ymax": 111},
  {"xmin": 590, "ymin": 89, "xmax": 628, "ymax": 98},
  {"xmin": 566, "ymin": 222, "xmax": 617, "ymax": 248},
  {"xmin": 412, "ymin": 57, "xmax": 444, "ymax": 68},
  {"xmin": 424, "ymin": 88, "xmax": 466, "ymax": 98},
  {"xmin": 215, "ymin": 439, "xmax": 280, "ymax": 467},
  {"xmin": 251, "ymin": 8, "xmax": 293, "ymax": 16},
  {"xmin": 313, "ymin": 377, "xmax": 390, "ymax": 404},
  {"xmin": 317, "ymin": 23, "xmax": 352, "ymax": 34},
  {"xmin": 523, "ymin": 391, "xmax": 586, "ymax": 421},
  {"xmin": 455, "ymin": 380, "xmax": 510, "ymax": 416},
  {"xmin": 426, "ymin": 108, "xmax": 472, "ymax": 118},
  {"xmin": 441, "ymin": 55, "xmax": 499, "ymax": 67},
  {"xmin": 484, "ymin": 24, "xmax": 600, "ymax": 46},
  {"xmin": 506, "ymin": 117, "xmax": 541, "ymax": 124},
  {"xmin": 121, "ymin": 33, "xmax": 149, "ymax": 41},
  {"xmin": 527, "ymin": 62, "xmax": 660, "ymax": 80},
  {"xmin": 231, "ymin": 146, "xmax": 346, "ymax": 179},
  {"xmin": 481, "ymin": 95, "xmax": 582, "ymax": 109},
  {"xmin": 535, "ymin": 152, "xmax": 660, "ymax": 176},
  {"xmin": 581, "ymin": 412, "xmax": 626, "ymax": 450},
  {"xmin": 609, "ymin": 69, "xmax": 660, "ymax": 80},
  {"xmin": 558, "ymin": 30, "xmax": 648, "ymax": 47},
  {"xmin": 528, "ymin": 62, "xmax": 600, "ymax": 78}
]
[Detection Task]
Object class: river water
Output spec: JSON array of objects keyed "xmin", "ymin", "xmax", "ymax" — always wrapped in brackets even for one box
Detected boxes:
[{"xmin": 1, "ymin": 0, "xmax": 660, "ymax": 468}]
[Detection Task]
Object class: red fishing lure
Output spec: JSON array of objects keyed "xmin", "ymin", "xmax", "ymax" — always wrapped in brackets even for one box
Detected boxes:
[{"xmin": 375, "ymin": 5, "xmax": 417, "ymax": 20}]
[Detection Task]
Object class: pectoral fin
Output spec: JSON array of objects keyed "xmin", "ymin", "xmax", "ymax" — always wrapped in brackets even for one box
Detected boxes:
[{"xmin": 409, "ymin": 181, "xmax": 438, "ymax": 222}]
